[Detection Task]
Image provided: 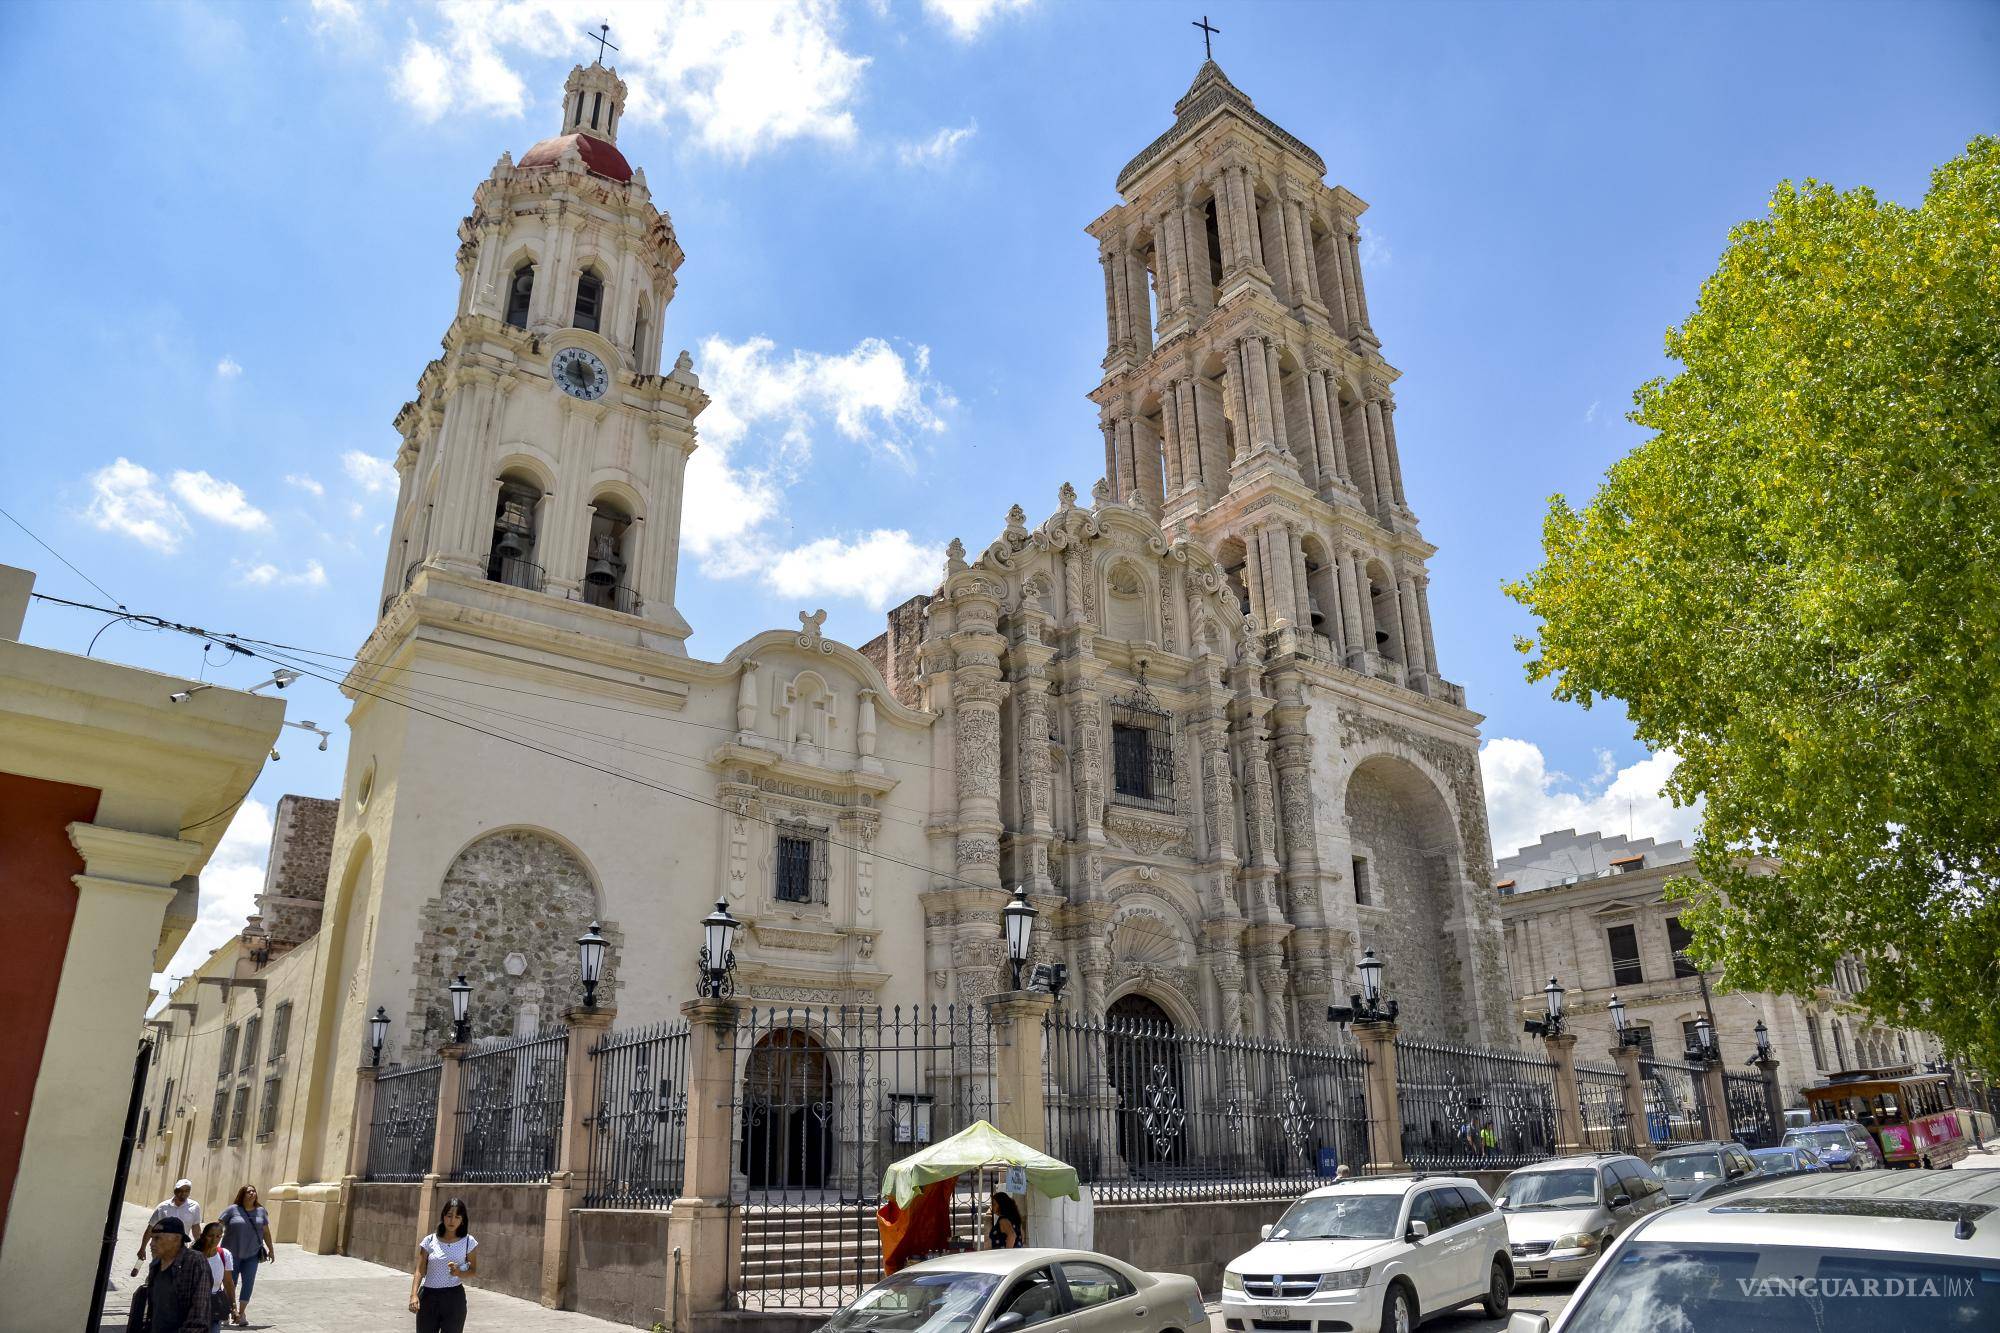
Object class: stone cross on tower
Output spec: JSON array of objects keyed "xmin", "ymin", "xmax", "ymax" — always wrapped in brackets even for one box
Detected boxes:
[
  {"xmin": 1192, "ymin": 14, "xmax": 1220, "ymax": 59},
  {"xmin": 587, "ymin": 23, "xmax": 618, "ymax": 65}
]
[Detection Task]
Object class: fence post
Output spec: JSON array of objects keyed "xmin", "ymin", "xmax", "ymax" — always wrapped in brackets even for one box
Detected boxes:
[
  {"xmin": 1543, "ymin": 1033, "xmax": 1585, "ymax": 1154},
  {"xmin": 418, "ymin": 1042, "xmax": 468, "ymax": 1237},
  {"xmin": 985, "ymin": 989, "xmax": 1054, "ymax": 1151},
  {"xmin": 1355, "ymin": 1022, "xmax": 1407, "ymax": 1172},
  {"xmin": 1754, "ymin": 1054, "xmax": 1783, "ymax": 1141},
  {"xmin": 1698, "ymin": 1059, "xmax": 1730, "ymax": 1141},
  {"xmin": 1610, "ymin": 1044, "xmax": 1654, "ymax": 1161},
  {"xmin": 665, "ymin": 998, "xmax": 740, "ymax": 1331},
  {"xmin": 544, "ymin": 1007, "xmax": 614, "ymax": 1309},
  {"xmin": 338, "ymin": 1065, "xmax": 379, "ymax": 1256}
]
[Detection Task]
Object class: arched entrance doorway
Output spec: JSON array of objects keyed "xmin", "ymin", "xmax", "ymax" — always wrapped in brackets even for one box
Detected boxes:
[
  {"xmin": 1106, "ymin": 994, "xmax": 1185, "ymax": 1178},
  {"xmin": 740, "ymin": 1029, "xmax": 832, "ymax": 1191}
]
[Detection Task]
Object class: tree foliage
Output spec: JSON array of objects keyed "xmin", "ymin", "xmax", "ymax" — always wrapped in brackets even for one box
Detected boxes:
[{"xmin": 1508, "ymin": 138, "xmax": 2000, "ymax": 1073}]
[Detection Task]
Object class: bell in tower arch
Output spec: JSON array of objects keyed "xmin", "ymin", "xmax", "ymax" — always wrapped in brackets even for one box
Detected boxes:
[{"xmin": 585, "ymin": 532, "xmax": 619, "ymax": 586}]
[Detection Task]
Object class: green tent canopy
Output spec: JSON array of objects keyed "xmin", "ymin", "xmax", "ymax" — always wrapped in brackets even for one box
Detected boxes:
[{"xmin": 881, "ymin": 1120, "xmax": 1082, "ymax": 1208}]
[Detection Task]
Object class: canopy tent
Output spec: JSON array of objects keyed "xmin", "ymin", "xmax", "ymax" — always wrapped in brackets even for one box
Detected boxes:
[{"xmin": 881, "ymin": 1120, "xmax": 1081, "ymax": 1208}]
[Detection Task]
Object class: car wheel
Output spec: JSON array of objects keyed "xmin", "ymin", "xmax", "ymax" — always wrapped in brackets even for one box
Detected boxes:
[
  {"xmin": 1381, "ymin": 1280, "xmax": 1416, "ymax": 1333},
  {"xmin": 1481, "ymin": 1257, "xmax": 1512, "ymax": 1318}
]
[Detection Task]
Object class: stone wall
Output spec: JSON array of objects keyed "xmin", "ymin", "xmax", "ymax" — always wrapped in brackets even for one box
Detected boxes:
[
  {"xmin": 860, "ymin": 594, "xmax": 928, "ymax": 710},
  {"xmin": 1094, "ymin": 1197, "xmax": 1289, "ymax": 1294},
  {"xmin": 569, "ymin": 1209, "xmax": 670, "ymax": 1327},
  {"xmin": 346, "ymin": 1182, "xmax": 423, "ymax": 1271},
  {"xmin": 253, "ymin": 794, "xmax": 339, "ymax": 954},
  {"xmin": 444, "ymin": 1182, "xmax": 551, "ymax": 1303},
  {"xmin": 1344, "ymin": 764, "xmax": 1455, "ymax": 1039}
]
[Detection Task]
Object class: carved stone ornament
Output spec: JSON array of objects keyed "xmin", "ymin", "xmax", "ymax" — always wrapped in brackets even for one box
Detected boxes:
[
  {"xmin": 1105, "ymin": 809, "xmax": 1195, "ymax": 860},
  {"xmin": 797, "ymin": 608, "xmax": 833, "ymax": 654}
]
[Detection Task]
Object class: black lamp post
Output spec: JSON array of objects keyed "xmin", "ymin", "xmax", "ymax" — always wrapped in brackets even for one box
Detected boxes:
[
  {"xmin": 1329, "ymin": 947, "xmax": 1399, "ymax": 1028},
  {"xmin": 1002, "ymin": 886, "xmax": 1038, "ymax": 991},
  {"xmin": 1752, "ymin": 1018, "xmax": 1772, "ymax": 1064},
  {"xmin": 1609, "ymin": 994, "xmax": 1645, "ymax": 1049},
  {"xmin": 448, "ymin": 974, "xmax": 472, "ymax": 1045},
  {"xmin": 697, "ymin": 899, "xmax": 740, "ymax": 999},
  {"xmin": 1525, "ymin": 975, "xmax": 1567, "ymax": 1038},
  {"xmin": 368, "ymin": 1006, "xmax": 390, "ymax": 1067},
  {"xmin": 1686, "ymin": 1013, "xmax": 1721, "ymax": 1064},
  {"xmin": 577, "ymin": 921, "xmax": 608, "ymax": 1008}
]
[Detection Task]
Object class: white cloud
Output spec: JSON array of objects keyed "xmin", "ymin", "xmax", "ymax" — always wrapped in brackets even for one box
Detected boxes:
[
  {"xmin": 342, "ymin": 449, "xmax": 398, "ymax": 495},
  {"xmin": 215, "ymin": 355, "xmax": 243, "ymax": 379},
  {"xmin": 151, "ymin": 799, "xmax": 273, "ymax": 998},
  {"xmin": 286, "ymin": 473, "xmax": 326, "ymax": 497},
  {"xmin": 170, "ymin": 470, "xmax": 270, "ymax": 531},
  {"xmin": 84, "ymin": 458, "xmax": 190, "ymax": 553},
  {"xmin": 1583, "ymin": 400, "xmax": 1600, "ymax": 425},
  {"xmin": 365, "ymin": 1, "xmax": 867, "ymax": 158},
  {"xmin": 308, "ymin": 0, "xmax": 366, "ymax": 34},
  {"xmin": 761, "ymin": 530, "xmax": 944, "ymax": 609},
  {"xmin": 698, "ymin": 333, "xmax": 948, "ymax": 467},
  {"xmin": 923, "ymin": 0, "xmax": 1034, "ymax": 40},
  {"xmin": 239, "ymin": 559, "xmax": 329, "ymax": 589},
  {"xmin": 1481, "ymin": 737, "xmax": 1700, "ymax": 864},
  {"xmin": 898, "ymin": 121, "xmax": 977, "ymax": 168},
  {"xmin": 1359, "ymin": 223, "xmax": 1391, "ymax": 268}
]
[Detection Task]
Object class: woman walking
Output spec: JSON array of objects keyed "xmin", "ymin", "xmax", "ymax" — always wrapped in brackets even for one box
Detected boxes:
[
  {"xmin": 408, "ymin": 1197, "xmax": 478, "ymax": 1333},
  {"xmin": 218, "ymin": 1185, "xmax": 274, "ymax": 1326},
  {"xmin": 197, "ymin": 1222, "xmax": 236, "ymax": 1333}
]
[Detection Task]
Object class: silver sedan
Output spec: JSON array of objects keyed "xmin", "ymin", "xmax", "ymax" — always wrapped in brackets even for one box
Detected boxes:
[{"xmin": 816, "ymin": 1247, "xmax": 1209, "ymax": 1333}]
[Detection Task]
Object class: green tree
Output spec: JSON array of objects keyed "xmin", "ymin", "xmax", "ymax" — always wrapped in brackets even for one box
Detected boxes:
[{"xmin": 1508, "ymin": 138, "xmax": 2000, "ymax": 1074}]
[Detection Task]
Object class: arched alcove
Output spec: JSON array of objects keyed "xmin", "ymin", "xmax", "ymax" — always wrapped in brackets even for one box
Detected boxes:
[{"xmin": 1342, "ymin": 755, "xmax": 1465, "ymax": 1039}]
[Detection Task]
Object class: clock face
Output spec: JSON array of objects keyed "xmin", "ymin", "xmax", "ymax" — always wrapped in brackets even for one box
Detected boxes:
[{"xmin": 551, "ymin": 346, "xmax": 609, "ymax": 401}]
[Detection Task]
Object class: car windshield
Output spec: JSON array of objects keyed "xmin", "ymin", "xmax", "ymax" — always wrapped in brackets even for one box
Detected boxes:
[
  {"xmin": 1655, "ymin": 1154, "xmax": 1724, "ymax": 1182},
  {"xmin": 1561, "ymin": 1242, "xmax": 2000, "ymax": 1331},
  {"xmin": 821, "ymin": 1271, "xmax": 1001, "ymax": 1332},
  {"xmin": 1269, "ymin": 1194, "xmax": 1403, "ymax": 1240},
  {"xmin": 1789, "ymin": 1130, "xmax": 1854, "ymax": 1153},
  {"xmin": 1499, "ymin": 1168, "xmax": 1600, "ymax": 1210},
  {"xmin": 1754, "ymin": 1152, "xmax": 1800, "ymax": 1175}
]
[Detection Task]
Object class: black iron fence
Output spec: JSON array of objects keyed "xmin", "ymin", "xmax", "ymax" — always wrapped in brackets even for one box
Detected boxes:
[
  {"xmin": 727, "ymin": 1004, "xmax": 1000, "ymax": 1313},
  {"xmin": 584, "ymin": 1020, "xmax": 690, "ymax": 1208},
  {"xmin": 1577, "ymin": 1062, "xmax": 1634, "ymax": 1153},
  {"xmin": 1044, "ymin": 1011, "xmax": 1370, "ymax": 1201},
  {"xmin": 1640, "ymin": 1058, "xmax": 1711, "ymax": 1144},
  {"xmin": 450, "ymin": 1028, "xmax": 568, "ymax": 1182},
  {"xmin": 366, "ymin": 1062, "xmax": 441, "ymax": 1181},
  {"xmin": 1724, "ymin": 1070, "xmax": 1781, "ymax": 1147},
  {"xmin": 1397, "ymin": 1038, "xmax": 1557, "ymax": 1168}
]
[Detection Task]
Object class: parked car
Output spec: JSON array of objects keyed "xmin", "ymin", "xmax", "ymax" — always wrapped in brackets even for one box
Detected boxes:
[
  {"xmin": 1750, "ymin": 1144, "xmax": 1826, "ymax": 1175},
  {"xmin": 1782, "ymin": 1120, "xmax": 1888, "ymax": 1170},
  {"xmin": 1505, "ymin": 1167, "xmax": 2000, "ymax": 1331},
  {"xmin": 1649, "ymin": 1141, "xmax": 1759, "ymax": 1202},
  {"xmin": 1783, "ymin": 1107, "xmax": 1814, "ymax": 1132},
  {"xmin": 1493, "ymin": 1153, "xmax": 1669, "ymax": 1283},
  {"xmin": 1220, "ymin": 1174, "xmax": 1512, "ymax": 1333},
  {"xmin": 818, "ymin": 1249, "xmax": 1207, "ymax": 1333}
]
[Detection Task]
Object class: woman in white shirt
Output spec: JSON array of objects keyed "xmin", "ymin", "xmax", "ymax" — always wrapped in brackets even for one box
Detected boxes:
[
  {"xmin": 197, "ymin": 1221, "xmax": 235, "ymax": 1333},
  {"xmin": 408, "ymin": 1197, "xmax": 479, "ymax": 1333}
]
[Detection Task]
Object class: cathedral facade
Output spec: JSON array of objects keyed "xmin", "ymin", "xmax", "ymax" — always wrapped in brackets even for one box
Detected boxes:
[{"xmin": 145, "ymin": 57, "xmax": 1511, "ymax": 1204}]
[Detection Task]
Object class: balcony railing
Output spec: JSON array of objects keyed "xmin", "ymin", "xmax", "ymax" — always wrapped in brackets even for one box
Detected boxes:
[
  {"xmin": 577, "ymin": 582, "xmax": 642, "ymax": 616},
  {"xmin": 487, "ymin": 555, "xmax": 546, "ymax": 592}
]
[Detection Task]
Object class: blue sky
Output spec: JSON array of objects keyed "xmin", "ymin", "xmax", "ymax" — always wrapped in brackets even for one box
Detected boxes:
[{"xmin": 3, "ymin": 1, "xmax": 1994, "ymax": 976}]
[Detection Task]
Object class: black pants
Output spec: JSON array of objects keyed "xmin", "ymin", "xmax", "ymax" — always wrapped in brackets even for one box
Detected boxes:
[{"xmin": 416, "ymin": 1284, "xmax": 466, "ymax": 1333}]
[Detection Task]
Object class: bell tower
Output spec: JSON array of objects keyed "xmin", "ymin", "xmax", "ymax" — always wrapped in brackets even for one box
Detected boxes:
[
  {"xmin": 1088, "ymin": 61, "xmax": 1460, "ymax": 704},
  {"xmin": 373, "ymin": 62, "xmax": 706, "ymax": 652}
]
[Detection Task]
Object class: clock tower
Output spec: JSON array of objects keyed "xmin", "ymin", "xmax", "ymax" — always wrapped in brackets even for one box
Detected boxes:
[{"xmin": 373, "ymin": 60, "xmax": 705, "ymax": 652}]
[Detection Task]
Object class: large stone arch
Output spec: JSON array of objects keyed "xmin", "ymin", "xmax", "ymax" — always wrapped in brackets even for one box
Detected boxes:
[{"xmin": 405, "ymin": 827, "xmax": 622, "ymax": 1051}]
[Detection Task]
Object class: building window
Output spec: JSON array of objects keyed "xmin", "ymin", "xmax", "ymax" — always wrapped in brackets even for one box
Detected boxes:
[
  {"xmin": 1833, "ymin": 1022, "xmax": 1850, "ymax": 1070},
  {"xmin": 505, "ymin": 262, "xmax": 535, "ymax": 329},
  {"xmin": 573, "ymin": 270, "xmax": 604, "ymax": 333},
  {"xmin": 1808, "ymin": 1015, "xmax": 1826, "ymax": 1069},
  {"xmin": 161, "ymin": 1078, "xmax": 176, "ymax": 1130},
  {"xmin": 1667, "ymin": 917, "xmax": 1699, "ymax": 978},
  {"xmin": 208, "ymin": 1089, "xmax": 228, "ymax": 1144},
  {"xmin": 773, "ymin": 822, "xmax": 827, "ymax": 905},
  {"xmin": 1352, "ymin": 856, "xmax": 1372, "ymax": 907},
  {"xmin": 1606, "ymin": 925, "xmax": 1644, "ymax": 987},
  {"xmin": 1682, "ymin": 1019, "xmax": 1704, "ymax": 1056},
  {"xmin": 257, "ymin": 1076, "xmax": 283, "ymax": 1139},
  {"xmin": 1108, "ymin": 712, "xmax": 1174, "ymax": 812},
  {"xmin": 228, "ymin": 1086, "xmax": 250, "ymax": 1143},
  {"xmin": 138, "ymin": 1107, "xmax": 151, "ymax": 1147},
  {"xmin": 1631, "ymin": 1024, "xmax": 1655, "ymax": 1060},
  {"xmin": 269, "ymin": 1001, "xmax": 292, "ymax": 1064},
  {"xmin": 240, "ymin": 1014, "xmax": 261, "ymax": 1073},
  {"xmin": 218, "ymin": 1025, "xmax": 239, "ymax": 1079}
]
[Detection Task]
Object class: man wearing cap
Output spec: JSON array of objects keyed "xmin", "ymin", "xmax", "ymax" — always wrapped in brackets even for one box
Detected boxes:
[
  {"xmin": 136, "ymin": 1181, "xmax": 202, "ymax": 1268},
  {"xmin": 127, "ymin": 1216, "xmax": 210, "ymax": 1333}
]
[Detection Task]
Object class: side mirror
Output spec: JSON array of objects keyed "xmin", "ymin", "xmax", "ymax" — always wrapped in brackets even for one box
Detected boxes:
[
  {"xmin": 1508, "ymin": 1314, "xmax": 1553, "ymax": 1333},
  {"xmin": 1260, "ymin": 1224, "xmax": 1273, "ymax": 1240},
  {"xmin": 1611, "ymin": 1194, "xmax": 1631, "ymax": 1208},
  {"xmin": 1406, "ymin": 1220, "xmax": 1430, "ymax": 1241},
  {"xmin": 1495, "ymin": 1196, "xmax": 1509, "ymax": 1209},
  {"xmin": 987, "ymin": 1315, "xmax": 1027, "ymax": 1333}
]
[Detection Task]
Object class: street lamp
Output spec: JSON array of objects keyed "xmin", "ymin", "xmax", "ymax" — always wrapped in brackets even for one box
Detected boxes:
[
  {"xmin": 448, "ymin": 974, "xmax": 472, "ymax": 1045},
  {"xmin": 1001, "ymin": 886, "xmax": 1038, "ymax": 991},
  {"xmin": 368, "ymin": 1006, "xmax": 390, "ymax": 1067},
  {"xmin": 696, "ymin": 899, "xmax": 740, "ymax": 999},
  {"xmin": 1753, "ymin": 1019, "xmax": 1772, "ymax": 1062},
  {"xmin": 1329, "ymin": 947, "xmax": 1399, "ymax": 1028},
  {"xmin": 1686, "ymin": 1013, "xmax": 1720, "ymax": 1064},
  {"xmin": 576, "ymin": 921, "xmax": 608, "ymax": 1008},
  {"xmin": 1526, "ymin": 975, "xmax": 1568, "ymax": 1038}
]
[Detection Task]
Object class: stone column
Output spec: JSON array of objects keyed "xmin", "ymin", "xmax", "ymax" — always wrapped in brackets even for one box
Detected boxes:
[
  {"xmin": 1228, "ymin": 167, "xmax": 1255, "ymax": 272},
  {"xmin": 1414, "ymin": 578, "xmax": 1441, "ymax": 677},
  {"xmin": 1177, "ymin": 378, "xmax": 1205, "ymax": 497},
  {"xmin": 1255, "ymin": 955, "xmax": 1292, "ymax": 1043},
  {"xmin": 1544, "ymin": 1033, "xmax": 1585, "ymax": 1154},
  {"xmin": 1243, "ymin": 336, "xmax": 1276, "ymax": 455},
  {"xmin": 1287, "ymin": 527, "xmax": 1314, "ymax": 634},
  {"xmin": 344, "ymin": 1066, "xmax": 379, "ymax": 1181},
  {"xmin": 1114, "ymin": 415, "xmax": 1137, "ymax": 499},
  {"xmin": 1100, "ymin": 420, "xmax": 1118, "ymax": 500},
  {"xmin": 1698, "ymin": 1059, "xmax": 1730, "ymax": 1141},
  {"xmin": 1396, "ymin": 576, "xmax": 1424, "ymax": 675},
  {"xmin": 1363, "ymin": 399, "xmax": 1395, "ymax": 515},
  {"xmin": 1283, "ymin": 195, "xmax": 1312, "ymax": 307},
  {"xmin": 1098, "ymin": 248, "xmax": 1121, "ymax": 360},
  {"xmin": 1755, "ymin": 1055, "xmax": 1783, "ymax": 1145},
  {"xmin": 1263, "ymin": 526, "xmax": 1298, "ymax": 630},
  {"xmin": 1611, "ymin": 1044, "xmax": 1654, "ymax": 1161},
  {"xmin": 1380, "ymin": 402, "xmax": 1410, "ymax": 510},
  {"xmin": 1356, "ymin": 552, "xmax": 1381, "ymax": 658},
  {"xmin": 1106, "ymin": 246, "xmax": 1131, "ymax": 353},
  {"xmin": 1244, "ymin": 529, "xmax": 1269, "ymax": 627},
  {"xmin": 1346, "ymin": 223, "xmax": 1374, "ymax": 335},
  {"xmin": 1334, "ymin": 218, "xmax": 1362, "ymax": 334},
  {"xmin": 1160, "ymin": 381, "xmax": 1185, "ymax": 498},
  {"xmin": 1184, "ymin": 192, "xmax": 1213, "ymax": 312},
  {"xmin": 417, "ymin": 1042, "xmax": 469, "ymax": 1240},
  {"xmin": 1223, "ymin": 342, "xmax": 1252, "ymax": 464},
  {"xmin": 1264, "ymin": 338, "xmax": 1293, "ymax": 463},
  {"xmin": 1337, "ymin": 552, "xmax": 1366, "ymax": 666},
  {"xmin": 1345, "ymin": 399, "xmax": 1378, "ymax": 507},
  {"xmin": 986, "ymin": 990, "xmax": 1055, "ymax": 1151},
  {"xmin": 1305, "ymin": 370, "xmax": 1336, "ymax": 490},
  {"xmin": 542, "ymin": 1004, "xmax": 615, "ymax": 1308},
  {"xmin": 665, "ymin": 998, "xmax": 740, "ymax": 1329},
  {"xmin": 1158, "ymin": 207, "xmax": 1189, "ymax": 315},
  {"xmin": 1357, "ymin": 1022, "xmax": 1408, "ymax": 1171},
  {"xmin": 1296, "ymin": 200, "xmax": 1324, "ymax": 305},
  {"xmin": 950, "ymin": 581, "xmax": 1007, "ymax": 889},
  {"xmin": 1127, "ymin": 248, "xmax": 1154, "ymax": 356}
]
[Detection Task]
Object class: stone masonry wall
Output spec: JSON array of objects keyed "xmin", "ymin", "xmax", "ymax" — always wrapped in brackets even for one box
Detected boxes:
[
  {"xmin": 252, "ymin": 794, "xmax": 340, "ymax": 953},
  {"xmin": 1345, "ymin": 770, "xmax": 1454, "ymax": 1040},
  {"xmin": 568, "ymin": 1209, "xmax": 670, "ymax": 1328},
  {"xmin": 346, "ymin": 1182, "xmax": 423, "ymax": 1271}
]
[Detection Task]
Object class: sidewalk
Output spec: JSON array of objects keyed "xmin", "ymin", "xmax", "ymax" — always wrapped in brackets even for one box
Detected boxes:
[{"xmin": 101, "ymin": 1203, "xmax": 620, "ymax": 1333}]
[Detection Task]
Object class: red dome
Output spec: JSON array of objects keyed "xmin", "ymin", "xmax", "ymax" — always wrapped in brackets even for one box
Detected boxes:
[{"xmin": 518, "ymin": 132, "xmax": 633, "ymax": 183}]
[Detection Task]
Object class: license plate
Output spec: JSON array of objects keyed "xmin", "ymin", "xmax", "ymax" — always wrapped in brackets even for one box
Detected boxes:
[{"xmin": 1259, "ymin": 1306, "xmax": 1291, "ymax": 1319}]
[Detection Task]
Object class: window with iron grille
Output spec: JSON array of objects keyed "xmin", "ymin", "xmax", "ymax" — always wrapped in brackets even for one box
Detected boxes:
[
  {"xmin": 773, "ymin": 822, "xmax": 827, "ymax": 905},
  {"xmin": 269, "ymin": 1001, "xmax": 291, "ymax": 1063},
  {"xmin": 209, "ymin": 1089, "xmax": 228, "ymax": 1143},
  {"xmin": 1109, "ymin": 713, "xmax": 1174, "ymax": 813},
  {"xmin": 1808, "ymin": 1016, "xmax": 1826, "ymax": 1069},
  {"xmin": 240, "ymin": 1014, "xmax": 261, "ymax": 1073},
  {"xmin": 1667, "ymin": 917, "xmax": 1699, "ymax": 978},
  {"xmin": 1606, "ymin": 925, "xmax": 1644, "ymax": 986},
  {"xmin": 161, "ymin": 1078, "xmax": 176, "ymax": 1129},
  {"xmin": 138, "ymin": 1107, "xmax": 151, "ymax": 1147},
  {"xmin": 229, "ymin": 1085, "xmax": 250, "ymax": 1142},
  {"xmin": 218, "ymin": 1025, "xmax": 239, "ymax": 1079},
  {"xmin": 258, "ymin": 1076, "xmax": 282, "ymax": 1139}
]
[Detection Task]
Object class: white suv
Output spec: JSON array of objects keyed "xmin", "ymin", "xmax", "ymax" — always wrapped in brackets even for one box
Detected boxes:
[{"xmin": 1221, "ymin": 1175, "xmax": 1513, "ymax": 1333}]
